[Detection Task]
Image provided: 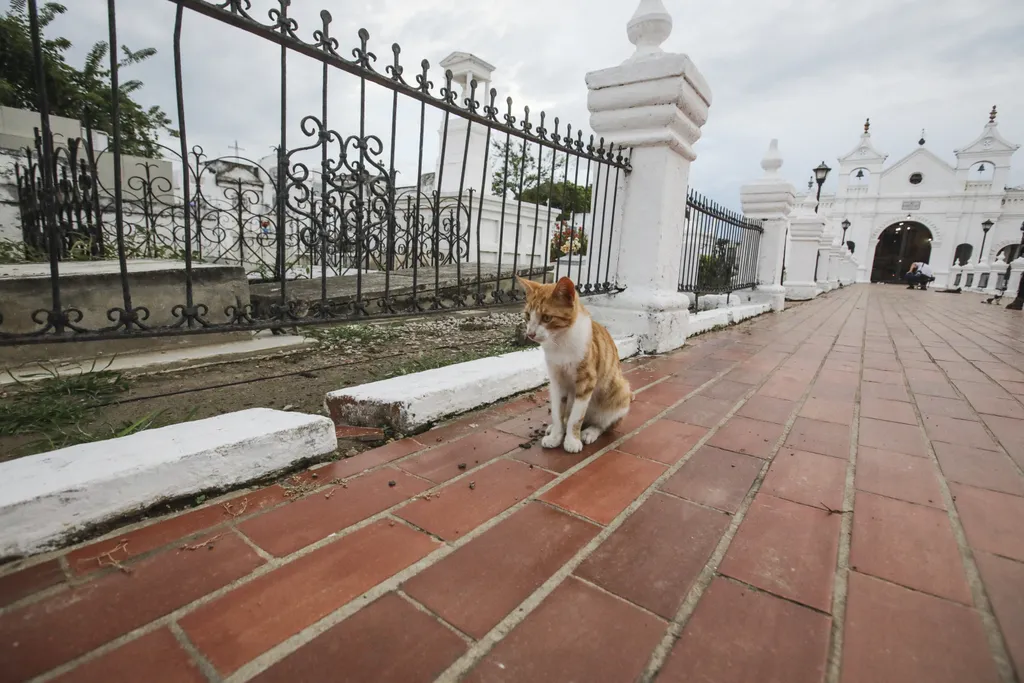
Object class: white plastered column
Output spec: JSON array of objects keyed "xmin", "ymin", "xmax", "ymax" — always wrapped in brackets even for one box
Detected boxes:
[
  {"xmin": 583, "ymin": 0, "xmax": 712, "ymax": 353},
  {"xmin": 740, "ymin": 139, "xmax": 796, "ymax": 312},
  {"xmin": 829, "ymin": 241, "xmax": 843, "ymax": 289},
  {"xmin": 816, "ymin": 230, "xmax": 833, "ymax": 292},
  {"xmin": 784, "ymin": 192, "xmax": 826, "ymax": 300},
  {"xmin": 1007, "ymin": 256, "xmax": 1024, "ymax": 300}
]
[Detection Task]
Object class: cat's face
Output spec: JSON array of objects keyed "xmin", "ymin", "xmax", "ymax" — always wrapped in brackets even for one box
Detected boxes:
[{"xmin": 517, "ymin": 277, "xmax": 578, "ymax": 344}]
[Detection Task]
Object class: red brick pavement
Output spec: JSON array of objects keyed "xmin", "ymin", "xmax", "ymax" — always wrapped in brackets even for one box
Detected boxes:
[{"xmin": 1, "ymin": 286, "xmax": 1023, "ymax": 682}]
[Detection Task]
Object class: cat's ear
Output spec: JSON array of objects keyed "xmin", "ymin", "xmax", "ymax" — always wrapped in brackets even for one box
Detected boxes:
[
  {"xmin": 517, "ymin": 276, "xmax": 539, "ymax": 294},
  {"xmin": 553, "ymin": 277, "xmax": 576, "ymax": 303}
]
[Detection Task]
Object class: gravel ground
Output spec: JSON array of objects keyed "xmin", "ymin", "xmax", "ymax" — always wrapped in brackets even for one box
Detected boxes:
[{"xmin": 0, "ymin": 310, "xmax": 527, "ymax": 462}]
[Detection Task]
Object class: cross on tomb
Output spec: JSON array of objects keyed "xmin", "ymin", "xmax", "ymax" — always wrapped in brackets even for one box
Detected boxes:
[{"xmin": 229, "ymin": 140, "xmax": 245, "ymax": 156}]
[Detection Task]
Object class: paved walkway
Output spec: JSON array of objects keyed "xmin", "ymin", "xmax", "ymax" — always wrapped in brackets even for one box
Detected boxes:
[{"xmin": 2, "ymin": 285, "xmax": 1023, "ymax": 683}]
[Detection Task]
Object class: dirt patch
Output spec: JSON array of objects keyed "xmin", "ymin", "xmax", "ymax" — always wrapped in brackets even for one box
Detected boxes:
[{"xmin": 0, "ymin": 310, "xmax": 527, "ymax": 461}]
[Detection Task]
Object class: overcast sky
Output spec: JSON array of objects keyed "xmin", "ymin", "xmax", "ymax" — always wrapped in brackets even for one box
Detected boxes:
[{"xmin": 51, "ymin": 0, "xmax": 1024, "ymax": 208}]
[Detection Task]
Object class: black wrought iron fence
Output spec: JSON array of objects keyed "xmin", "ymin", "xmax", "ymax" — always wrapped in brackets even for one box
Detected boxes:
[
  {"xmin": 0, "ymin": 0, "xmax": 630, "ymax": 345},
  {"xmin": 678, "ymin": 189, "xmax": 763, "ymax": 308}
]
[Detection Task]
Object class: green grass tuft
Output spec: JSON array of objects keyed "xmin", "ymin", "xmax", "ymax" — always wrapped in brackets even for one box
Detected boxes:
[
  {"xmin": 303, "ymin": 324, "xmax": 398, "ymax": 349},
  {"xmin": 0, "ymin": 369, "xmax": 131, "ymax": 440}
]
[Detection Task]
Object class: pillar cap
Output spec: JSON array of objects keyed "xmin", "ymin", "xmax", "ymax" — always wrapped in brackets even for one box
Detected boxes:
[
  {"xmin": 438, "ymin": 52, "xmax": 496, "ymax": 83},
  {"xmin": 626, "ymin": 0, "xmax": 673, "ymax": 63},
  {"xmin": 585, "ymin": 0, "xmax": 710, "ymax": 160},
  {"xmin": 741, "ymin": 139, "xmax": 796, "ymax": 218}
]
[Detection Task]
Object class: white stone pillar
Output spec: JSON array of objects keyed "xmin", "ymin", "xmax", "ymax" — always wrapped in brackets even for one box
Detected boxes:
[
  {"xmin": 784, "ymin": 192, "xmax": 825, "ymax": 300},
  {"xmin": 974, "ymin": 256, "xmax": 990, "ymax": 292},
  {"xmin": 583, "ymin": 0, "xmax": 711, "ymax": 353},
  {"xmin": 976, "ymin": 260, "xmax": 989, "ymax": 291},
  {"xmin": 815, "ymin": 230, "xmax": 833, "ymax": 292},
  {"xmin": 435, "ymin": 53, "xmax": 496, "ymax": 196},
  {"xmin": 740, "ymin": 139, "xmax": 796, "ymax": 312},
  {"xmin": 841, "ymin": 251, "xmax": 855, "ymax": 285},
  {"xmin": 987, "ymin": 254, "xmax": 1006, "ymax": 294},
  {"xmin": 1007, "ymin": 256, "xmax": 1024, "ymax": 299},
  {"xmin": 829, "ymin": 241, "xmax": 843, "ymax": 288},
  {"xmin": 961, "ymin": 260, "xmax": 976, "ymax": 290},
  {"xmin": 950, "ymin": 259, "xmax": 964, "ymax": 289}
]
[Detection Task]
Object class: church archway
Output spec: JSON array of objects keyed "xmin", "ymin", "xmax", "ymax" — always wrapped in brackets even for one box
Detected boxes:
[
  {"xmin": 870, "ymin": 221, "xmax": 933, "ymax": 283},
  {"xmin": 997, "ymin": 244, "xmax": 1022, "ymax": 263},
  {"xmin": 953, "ymin": 243, "xmax": 973, "ymax": 265}
]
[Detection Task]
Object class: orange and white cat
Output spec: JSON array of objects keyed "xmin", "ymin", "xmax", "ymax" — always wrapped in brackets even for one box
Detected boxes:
[{"xmin": 518, "ymin": 276, "xmax": 631, "ymax": 453}]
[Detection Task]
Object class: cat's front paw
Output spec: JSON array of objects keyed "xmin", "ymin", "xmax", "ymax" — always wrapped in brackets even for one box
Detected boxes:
[
  {"xmin": 580, "ymin": 426, "xmax": 603, "ymax": 445},
  {"xmin": 562, "ymin": 434, "xmax": 583, "ymax": 453},
  {"xmin": 541, "ymin": 431, "xmax": 564, "ymax": 449}
]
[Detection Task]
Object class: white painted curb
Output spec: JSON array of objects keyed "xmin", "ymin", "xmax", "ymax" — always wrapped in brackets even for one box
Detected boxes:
[
  {"xmin": 0, "ymin": 408, "xmax": 337, "ymax": 558},
  {"xmin": 327, "ymin": 337, "xmax": 639, "ymax": 433}
]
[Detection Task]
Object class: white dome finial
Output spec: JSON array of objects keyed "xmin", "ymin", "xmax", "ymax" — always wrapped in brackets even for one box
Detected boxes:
[
  {"xmin": 761, "ymin": 139, "xmax": 782, "ymax": 177},
  {"xmin": 800, "ymin": 184, "xmax": 818, "ymax": 213},
  {"xmin": 626, "ymin": 0, "xmax": 672, "ymax": 62}
]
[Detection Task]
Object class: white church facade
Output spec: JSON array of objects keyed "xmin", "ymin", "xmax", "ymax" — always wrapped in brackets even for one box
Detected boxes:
[{"xmin": 814, "ymin": 107, "xmax": 1023, "ymax": 288}]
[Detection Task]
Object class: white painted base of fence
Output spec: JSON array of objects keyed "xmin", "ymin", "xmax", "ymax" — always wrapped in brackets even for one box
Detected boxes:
[
  {"xmin": 785, "ymin": 282, "xmax": 821, "ymax": 301},
  {"xmin": 0, "ymin": 408, "xmax": 337, "ymax": 558},
  {"xmin": 554, "ymin": 254, "xmax": 588, "ymax": 276},
  {"xmin": 688, "ymin": 302, "xmax": 772, "ymax": 336},
  {"xmin": 326, "ymin": 337, "xmax": 641, "ymax": 434},
  {"xmin": 678, "ymin": 287, "xmax": 783, "ymax": 314},
  {"xmin": 691, "ymin": 294, "xmax": 728, "ymax": 311},
  {"xmin": 748, "ymin": 285, "xmax": 786, "ymax": 312},
  {"xmin": 586, "ymin": 288, "xmax": 693, "ymax": 355}
]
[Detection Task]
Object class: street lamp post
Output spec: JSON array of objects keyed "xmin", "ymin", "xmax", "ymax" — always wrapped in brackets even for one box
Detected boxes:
[
  {"xmin": 1005, "ymin": 221, "xmax": 1024, "ymax": 310},
  {"xmin": 810, "ymin": 163, "xmax": 831, "ymax": 281},
  {"xmin": 813, "ymin": 161, "xmax": 831, "ymax": 214},
  {"xmin": 841, "ymin": 219, "xmax": 850, "ymax": 246},
  {"xmin": 980, "ymin": 219, "xmax": 993, "ymax": 262}
]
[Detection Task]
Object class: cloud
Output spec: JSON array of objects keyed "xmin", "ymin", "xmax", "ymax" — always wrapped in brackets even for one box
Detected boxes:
[{"xmin": 48, "ymin": 0, "xmax": 1024, "ymax": 209}]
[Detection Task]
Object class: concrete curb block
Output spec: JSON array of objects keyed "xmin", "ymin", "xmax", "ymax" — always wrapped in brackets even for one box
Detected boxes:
[
  {"xmin": 0, "ymin": 408, "xmax": 337, "ymax": 558},
  {"xmin": 326, "ymin": 337, "xmax": 640, "ymax": 433}
]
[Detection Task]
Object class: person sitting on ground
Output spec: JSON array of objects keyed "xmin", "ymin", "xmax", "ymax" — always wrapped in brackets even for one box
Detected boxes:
[{"xmin": 905, "ymin": 261, "xmax": 935, "ymax": 290}]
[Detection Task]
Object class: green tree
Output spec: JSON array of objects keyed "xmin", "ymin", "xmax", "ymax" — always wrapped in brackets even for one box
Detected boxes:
[
  {"xmin": 520, "ymin": 181, "xmax": 591, "ymax": 221},
  {"xmin": 697, "ymin": 238, "xmax": 738, "ymax": 290},
  {"xmin": 490, "ymin": 139, "xmax": 561, "ymax": 199},
  {"xmin": 0, "ymin": 0, "xmax": 175, "ymax": 158},
  {"xmin": 489, "ymin": 139, "xmax": 591, "ymax": 220}
]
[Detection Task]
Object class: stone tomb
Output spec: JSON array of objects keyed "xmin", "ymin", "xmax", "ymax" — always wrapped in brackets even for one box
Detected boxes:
[{"xmin": 0, "ymin": 259, "xmax": 250, "ymax": 362}]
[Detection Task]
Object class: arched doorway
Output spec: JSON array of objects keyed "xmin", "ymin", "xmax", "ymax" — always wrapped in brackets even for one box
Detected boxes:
[
  {"xmin": 953, "ymin": 243, "xmax": 973, "ymax": 265},
  {"xmin": 997, "ymin": 244, "xmax": 1022, "ymax": 263},
  {"xmin": 870, "ymin": 221, "xmax": 933, "ymax": 283}
]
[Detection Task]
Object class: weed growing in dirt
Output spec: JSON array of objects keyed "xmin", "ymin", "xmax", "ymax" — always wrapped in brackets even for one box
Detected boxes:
[
  {"xmin": 0, "ymin": 363, "xmax": 200, "ymax": 457},
  {"xmin": 0, "ymin": 367, "xmax": 131, "ymax": 440},
  {"xmin": 303, "ymin": 324, "xmax": 398, "ymax": 349},
  {"xmin": 304, "ymin": 313, "xmax": 524, "ymax": 352},
  {"xmin": 369, "ymin": 338, "xmax": 519, "ymax": 379}
]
